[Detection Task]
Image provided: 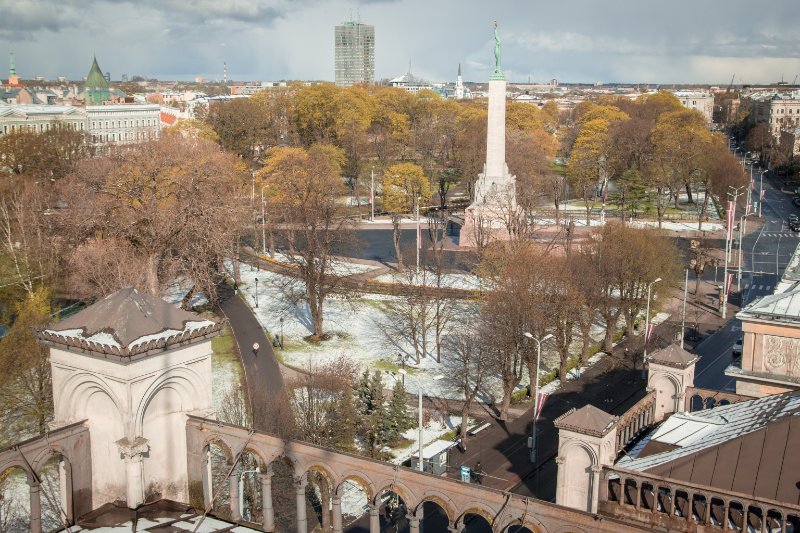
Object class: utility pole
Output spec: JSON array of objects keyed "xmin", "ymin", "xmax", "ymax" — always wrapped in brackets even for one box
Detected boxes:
[
  {"xmin": 370, "ymin": 168, "xmax": 375, "ymax": 222},
  {"xmin": 681, "ymin": 268, "xmax": 688, "ymax": 349},
  {"xmin": 415, "ymin": 201, "xmax": 420, "ymax": 271}
]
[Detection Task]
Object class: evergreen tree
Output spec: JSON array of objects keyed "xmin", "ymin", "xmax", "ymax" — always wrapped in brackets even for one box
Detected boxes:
[
  {"xmin": 333, "ymin": 386, "xmax": 358, "ymax": 452},
  {"xmin": 386, "ymin": 380, "xmax": 414, "ymax": 442},
  {"xmin": 356, "ymin": 369, "xmax": 372, "ymax": 415}
]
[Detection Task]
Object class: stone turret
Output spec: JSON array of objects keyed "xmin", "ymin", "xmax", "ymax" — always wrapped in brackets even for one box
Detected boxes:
[
  {"xmin": 647, "ymin": 344, "xmax": 698, "ymax": 420},
  {"xmin": 40, "ymin": 287, "xmax": 223, "ymax": 508},
  {"xmin": 555, "ymin": 405, "xmax": 618, "ymax": 513}
]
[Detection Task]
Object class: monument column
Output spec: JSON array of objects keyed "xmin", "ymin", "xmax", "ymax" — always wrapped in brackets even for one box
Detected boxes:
[
  {"xmin": 295, "ymin": 474, "xmax": 308, "ymax": 533},
  {"xmin": 260, "ymin": 467, "xmax": 275, "ymax": 532},
  {"xmin": 332, "ymin": 495, "xmax": 343, "ymax": 533},
  {"xmin": 117, "ymin": 437, "xmax": 149, "ymax": 509},
  {"xmin": 29, "ymin": 481, "xmax": 42, "ymax": 533}
]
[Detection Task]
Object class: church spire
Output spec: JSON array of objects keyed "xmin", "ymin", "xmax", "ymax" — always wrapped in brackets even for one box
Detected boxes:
[
  {"xmin": 457, "ymin": 63, "xmax": 461, "ymax": 77},
  {"xmin": 9, "ymin": 51, "xmax": 16, "ymax": 76}
]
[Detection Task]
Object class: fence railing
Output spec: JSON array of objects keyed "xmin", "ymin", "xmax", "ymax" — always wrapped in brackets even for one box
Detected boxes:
[
  {"xmin": 684, "ymin": 386, "xmax": 755, "ymax": 413},
  {"xmin": 615, "ymin": 390, "xmax": 656, "ymax": 454},
  {"xmin": 599, "ymin": 466, "xmax": 800, "ymax": 532}
]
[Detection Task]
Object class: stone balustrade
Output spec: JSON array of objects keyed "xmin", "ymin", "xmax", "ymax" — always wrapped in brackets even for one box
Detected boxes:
[
  {"xmin": 615, "ymin": 390, "xmax": 656, "ymax": 454},
  {"xmin": 598, "ymin": 466, "xmax": 800, "ymax": 532},
  {"xmin": 684, "ymin": 386, "xmax": 756, "ymax": 413}
]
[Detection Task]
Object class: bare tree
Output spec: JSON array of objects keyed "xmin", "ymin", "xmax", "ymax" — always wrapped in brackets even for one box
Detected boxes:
[
  {"xmin": 258, "ymin": 144, "xmax": 357, "ymax": 339},
  {"xmin": 443, "ymin": 327, "xmax": 487, "ymax": 446},
  {"xmin": 59, "ymin": 135, "xmax": 250, "ymax": 305}
]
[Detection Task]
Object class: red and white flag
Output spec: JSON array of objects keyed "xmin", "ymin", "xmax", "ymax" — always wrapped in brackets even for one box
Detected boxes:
[
  {"xmin": 725, "ymin": 273, "xmax": 734, "ymax": 295},
  {"xmin": 760, "ymin": 189, "xmax": 765, "ymax": 200},
  {"xmin": 746, "ymin": 202, "xmax": 752, "ymax": 216},
  {"xmin": 726, "ymin": 201, "xmax": 735, "ymax": 242},
  {"xmin": 369, "ymin": 181, "xmax": 374, "ymax": 205},
  {"xmin": 535, "ymin": 392, "xmax": 548, "ymax": 421},
  {"xmin": 646, "ymin": 323, "xmax": 655, "ymax": 347},
  {"xmin": 751, "ymin": 178, "xmax": 755, "ymax": 190}
]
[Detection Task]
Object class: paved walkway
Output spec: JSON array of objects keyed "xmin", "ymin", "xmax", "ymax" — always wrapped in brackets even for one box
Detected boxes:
[{"xmin": 217, "ymin": 283, "xmax": 291, "ymax": 433}]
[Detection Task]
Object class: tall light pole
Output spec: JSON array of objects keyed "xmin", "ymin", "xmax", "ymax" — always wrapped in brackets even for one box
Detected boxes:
[
  {"xmin": 722, "ymin": 186, "xmax": 746, "ymax": 319},
  {"xmin": 758, "ymin": 170, "xmax": 766, "ymax": 218},
  {"xmin": 642, "ymin": 277, "xmax": 662, "ymax": 376},
  {"xmin": 260, "ymin": 186, "xmax": 269, "ymax": 257},
  {"xmin": 681, "ymin": 269, "xmax": 688, "ymax": 350},
  {"xmin": 254, "ymin": 277, "xmax": 259, "ymax": 308},
  {"xmin": 523, "ymin": 332, "xmax": 553, "ymax": 464},
  {"xmin": 399, "ymin": 370, "xmax": 443, "ymax": 472}
]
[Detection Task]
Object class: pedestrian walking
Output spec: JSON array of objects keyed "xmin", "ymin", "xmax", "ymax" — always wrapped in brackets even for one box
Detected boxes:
[
  {"xmin": 473, "ymin": 462, "xmax": 484, "ymax": 485},
  {"xmin": 252, "ymin": 342, "xmax": 259, "ymax": 356}
]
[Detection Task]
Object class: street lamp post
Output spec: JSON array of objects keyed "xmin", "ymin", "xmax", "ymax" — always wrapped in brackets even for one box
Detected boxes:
[
  {"xmin": 254, "ymin": 278, "xmax": 259, "ymax": 308},
  {"xmin": 759, "ymin": 170, "xmax": 766, "ymax": 218},
  {"xmin": 399, "ymin": 370, "xmax": 443, "ymax": 472},
  {"xmin": 279, "ymin": 317, "xmax": 284, "ymax": 349},
  {"xmin": 523, "ymin": 332, "xmax": 553, "ymax": 465},
  {"xmin": 260, "ymin": 186, "xmax": 269, "ymax": 257},
  {"xmin": 642, "ymin": 277, "xmax": 662, "ymax": 376}
]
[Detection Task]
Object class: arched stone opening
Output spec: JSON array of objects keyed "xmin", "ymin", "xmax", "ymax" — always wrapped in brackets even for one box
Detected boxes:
[
  {"xmin": 460, "ymin": 511, "xmax": 492, "ymax": 533},
  {"xmin": 1, "ymin": 465, "xmax": 33, "ymax": 532},
  {"xmin": 558, "ymin": 442, "xmax": 596, "ymax": 512},
  {"xmin": 36, "ymin": 454, "xmax": 71, "ymax": 531},
  {"xmin": 304, "ymin": 465, "xmax": 335, "ymax": 532},
  {"xmin": 374, "ymin": 486, "xmax": 413, "ymax": 532},
  {"xmin": 265, "ymin": 455, "xmax": 301, "ymax": 532},
  {"xmin": 502, "ymin": 524, "xmax": 535, "ymax": 533},
  {"xmin": 205, "ymin": 438, "xmax": 235, "ymax": 519},
  {"xmin": 414, "ymin": 496, "xmax": 454, "ymax": 532},
  {"xmin": 690, "ymin": 394, "xmax": 703, "ymax": 412},
  {"xmin": 234, "ymin": 448, "xmax": 265, "ymax": 524},
  {"xmin": 335, "ymin": 474, "xmax": 373, "ymax": 532}
]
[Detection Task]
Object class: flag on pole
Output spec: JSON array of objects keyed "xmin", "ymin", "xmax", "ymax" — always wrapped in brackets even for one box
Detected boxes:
[
  {"xmin": 535, "ymin": 392, "xmax": 548, "ymax": 421},
  {"xmin": 746, "ymin": 202, "xmax": 752, "ymax": 216},
  {"xmin": 725, "ymin": 273, "xmax": 734, "ymax": 295},
  {"xmin": 726, "ymin": 201, "xmax": 735, "ymax": 242},
  {"xmin": 760, "ymin": 189, "xmax": 765, "ymax": 200},
  {"xmin": 417, "ymin": 219, "xmax": 422, "ymax": 250},
  {"xmin": 751, "ymin": 178, "xmax": 755, "ymax": 191},
  {"xmin": 369, "ymin": 180, "xmax": 374, "ymax": 205},
  {"xmin": 646, "ymin": 322, "xmax": 655, "ymax": 346}
]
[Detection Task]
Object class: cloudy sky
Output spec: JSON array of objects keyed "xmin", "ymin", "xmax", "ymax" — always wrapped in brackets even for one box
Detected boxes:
[{"xmin": 2, "ymin": 0, "xmax": 799, "ymax": 85}]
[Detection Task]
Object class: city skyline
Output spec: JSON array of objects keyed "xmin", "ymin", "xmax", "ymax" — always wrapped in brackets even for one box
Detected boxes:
[{"xmin": 1, "ymin": 0, "xmax": 799, "ymax": 85}]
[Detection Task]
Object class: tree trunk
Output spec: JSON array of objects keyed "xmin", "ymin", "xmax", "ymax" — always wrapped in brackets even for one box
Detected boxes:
[
  {"xmin": 603, "ymin": 318, "xmax": 616, "ymax": 351},
  {"xmin": 698, "ymin": 188, "xmax": 709, "ymax": 231},
  {"xmin": 460, "ymin": 400, "xmax": 471, "ymax": 446},
  {"xmin": 146, "ymin": 252, "xmax": 160, "ymax": 296},
  {"xmin": 498, "ymin": 387, "xmax": 512, "ymax": 422},
  {"xmin": 685, "ymin": 182, "xmax": 694, "ymax": 204},
  {"xmin": 392, "ymin": 216, "xmax": 404, "ymax": 271}
]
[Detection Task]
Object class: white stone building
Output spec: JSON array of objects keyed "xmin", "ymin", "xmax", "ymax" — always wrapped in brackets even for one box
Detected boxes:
[
  {"xmin": 87, "ymin": 104, "xmax": 161, "ymax": 145},
  {"xmin": 748, "ymin": 90, "xmax": 800, "ymax": 137},
  {"xmin": 389, "ymin": 68, "xmax": 433, "ymax": 94},
  {"xmin": 0, "ymin": 103, "xmax": 88, "ymax": 136},
  {"xmin": 672, "ymin": 90, "xmax": 714, "ymax": 124}
]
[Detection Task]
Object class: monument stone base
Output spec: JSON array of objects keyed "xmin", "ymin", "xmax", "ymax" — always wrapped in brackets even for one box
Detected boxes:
[{"xmin": 459, "ymin": 204, "xmax": 514, "ymax": 249}]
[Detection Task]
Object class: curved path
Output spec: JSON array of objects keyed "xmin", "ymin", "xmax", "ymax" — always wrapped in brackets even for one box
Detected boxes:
[{"xmin": 217, "ymin": 283, "xmax": 290, "ymax": 433}]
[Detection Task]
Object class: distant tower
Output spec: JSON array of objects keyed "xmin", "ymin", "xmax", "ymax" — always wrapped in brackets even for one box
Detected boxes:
[
  {"xmin": 223, "ymin": 61, "xmax": 227, "ymax": 84},
  {"xmin": 455, "ymin": 63, "xmax": 464, "ymax": 100},
  {"xmin": 7, "ymin": 51, "xmax": 20, "ymax": 86},
  {"xmin": 335, "ymin": 19, "xmax": 375, "ymax": 86},
  {"xmin": 84, "ymin": 55, "xmax": 111, "ymax": 105}
]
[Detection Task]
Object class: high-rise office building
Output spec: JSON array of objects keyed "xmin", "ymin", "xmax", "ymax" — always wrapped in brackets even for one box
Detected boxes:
[{"xmin": 334, "ymin": 20, "xmax": 374, "ymax": 86}]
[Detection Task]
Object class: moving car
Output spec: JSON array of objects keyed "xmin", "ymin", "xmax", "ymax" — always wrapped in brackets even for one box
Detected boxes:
[
  {"xmin": 791, "ymin": 219, "xmax": 800, "ymax": 232},
  {"xmin": 732, "ymin": 338, "xmax": 743, "ymax": 358}
]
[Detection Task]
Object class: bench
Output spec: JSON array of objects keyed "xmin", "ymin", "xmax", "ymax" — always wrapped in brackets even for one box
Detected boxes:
[{"xmin": 467, "ymin": 422, "xmax": 491, "ymax": 436}]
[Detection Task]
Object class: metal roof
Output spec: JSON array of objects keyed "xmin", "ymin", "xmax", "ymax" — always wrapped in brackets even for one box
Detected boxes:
[
  {"xmin": 40, "ymin": 287, "xmax": 222, "ymax": 357},
  {"xmin": 618, "ymin": 391, "xmax": 800, "ymax": 504},
  {"xmin": 648, "ymin": 344, "xmax": 698, "ymax": 369},
  {"xmin": 554, "ymin": 404, "xmax": 618, "ymax": 437}
]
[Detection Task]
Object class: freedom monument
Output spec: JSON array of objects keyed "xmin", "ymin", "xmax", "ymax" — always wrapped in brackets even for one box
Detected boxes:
[{"xmin": 460, "ymin": 22, "xmax": 519, "ymax": 248}]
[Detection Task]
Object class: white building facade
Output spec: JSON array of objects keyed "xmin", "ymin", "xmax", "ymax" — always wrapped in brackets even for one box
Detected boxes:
[
  {"xmin": 87, "ymin": 104, "xmax": 161, "ymax": 144},
  {"xmin": 673, "ymin": 90, "xmax": 714, "ymax": 124},
  {"xmin": 335, "ymin": 20, "xmax": 375, "ymax": 86},
  {"xmin": 0, "ymin": 103, "xmax": 88, "ymax": 136},
  {"xmin": 748, "ymin": 90, "xmax": 800, "ymax": 137}
]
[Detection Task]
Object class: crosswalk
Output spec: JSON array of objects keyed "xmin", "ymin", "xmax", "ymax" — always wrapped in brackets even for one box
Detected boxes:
[
  {"xmin": 761, "ymin": 232, "xmax": 800, "ymax": 237},
  {"xmin": 742, "ymin": 283, "xmax": 773, "ymax": 291}
]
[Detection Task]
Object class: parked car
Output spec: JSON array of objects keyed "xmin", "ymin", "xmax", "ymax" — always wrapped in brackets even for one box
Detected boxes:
[
  {"xmin": 793, "ymin": 196, "xmax": 800, "ymax": 207},
  {"xmin": 732, "ymin": 338, "xmax": 743, "ymax": 357},
  {"xmin": 789, "ymin": 214, "xmax": 799, "ymax": 224},
  {"xmin": 791, "ymin": 220, "xmax": 800, "ymax": 232}
]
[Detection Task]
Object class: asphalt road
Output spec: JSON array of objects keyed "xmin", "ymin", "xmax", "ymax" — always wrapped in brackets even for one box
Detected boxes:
[{"xmin": 217, "ymin": 283, "xmax": 289, "ymax": 432}]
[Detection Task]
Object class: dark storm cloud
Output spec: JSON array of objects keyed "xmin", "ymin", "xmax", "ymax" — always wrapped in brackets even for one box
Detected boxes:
[{"xmin": 0, "ymin": 0, "xmax": 798, "ymax": 83}]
